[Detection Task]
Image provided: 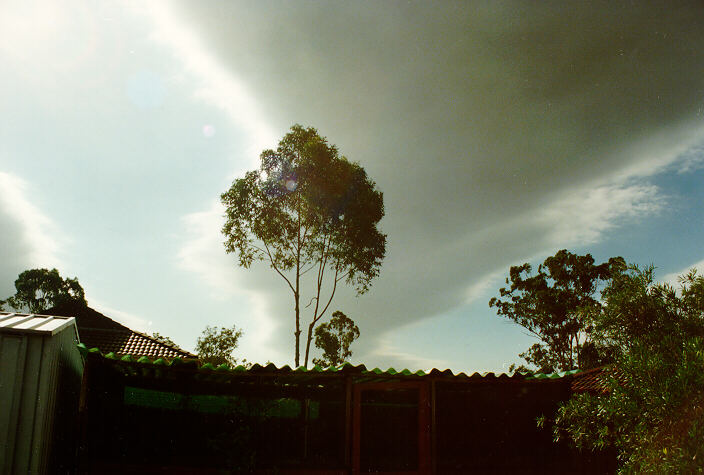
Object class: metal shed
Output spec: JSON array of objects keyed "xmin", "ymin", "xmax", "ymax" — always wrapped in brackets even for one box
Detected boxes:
[{"xmin": 0, "ymin": 312, "xmax": 84, "ymax": 474}]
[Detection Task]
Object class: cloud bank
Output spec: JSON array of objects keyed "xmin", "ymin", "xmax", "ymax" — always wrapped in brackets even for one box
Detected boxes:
[
  {"xmin": 159, "ymin": 2, "xmax": 704, "ymax": 367},
  {"xmin": 0, "ymin": 172, "xmax": 63, "ymax": 299}
]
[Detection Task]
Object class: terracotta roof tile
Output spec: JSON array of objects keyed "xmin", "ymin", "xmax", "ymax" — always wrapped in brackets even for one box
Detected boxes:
[
  {"xmin": 571, "ymin": 366, "xmax": 625, "ymax": 394},
  {"xmin": 45, "ymin": 303, "xmax": 196, "ymax": 360},
  {"xmin": 78, "ymin": 328, "xmax": 195, "ymax": 359}
]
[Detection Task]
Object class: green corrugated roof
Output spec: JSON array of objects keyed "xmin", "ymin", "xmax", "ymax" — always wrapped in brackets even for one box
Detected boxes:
[
  {"xmin": 525, "ymin": 368, "xmax": 582, "ymax": 379},
  {"xmin": 78, "ymin": 343, "xmax": 581, "ymax": 381}
]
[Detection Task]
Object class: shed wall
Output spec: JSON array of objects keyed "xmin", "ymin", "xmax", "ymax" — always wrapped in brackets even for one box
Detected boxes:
[{"xmin": 0, "ymin": 318, "xmax": 83, "ymax": 474}]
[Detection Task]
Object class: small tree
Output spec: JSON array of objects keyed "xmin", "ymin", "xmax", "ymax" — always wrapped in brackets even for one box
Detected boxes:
[
  {"xmin": 221, "ymin": 125, "xmax": 386, "ymax": 367},
  {"xmin": 550, "ymin": 266, "xmax": 704, "ymax": 473},
  {"xmin": 196, "ymin": 325, "xmax": 244, "ymax": 367},
  {"xmin": 313, "ymin": 310, "xmax": 360, "ymax": 367},
  {"xmin": 151, "ymin": 332, "xmax": 177, "ymax": 347},
  {"xmin": 6, "ymin": 268, "xmax": 87, "ymax": 313},
  {"xmin": 489, "ymin": 250, "xmax": 625, "ymax": 372}
]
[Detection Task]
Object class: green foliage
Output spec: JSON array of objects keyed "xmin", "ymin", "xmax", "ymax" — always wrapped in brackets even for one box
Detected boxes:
[
  {"xmin": 151, "ymin": 332, "xmax": 176, "ymax": 347},
  {"xmin": 196, "ymin": 325, "xmax": 243, "ymax": 367},
  {"xmin": 313, "ymin": 310, "xmax": 360, "ymax": 367},
  {"xmin": 221, "ymin": 124, "xmax": 386, "ymax": 367},
  {"xmin": 489, "ymin": 250, "xmax": 625, "ymax": 372},
  {"xmin": 6, "ymin": 268, "xmax": 87, "ymax": 313},
  {"xmin": 551, "ymin": 266, "xmax": 704, "ymax": 473}
]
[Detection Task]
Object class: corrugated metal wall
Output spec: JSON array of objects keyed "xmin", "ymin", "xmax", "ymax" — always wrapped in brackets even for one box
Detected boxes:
[{"xmin": 0, "ymin": 314, "xmax": 84, "ymax": 474}]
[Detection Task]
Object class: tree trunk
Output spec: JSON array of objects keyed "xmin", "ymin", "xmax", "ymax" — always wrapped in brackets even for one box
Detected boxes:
[
  {"xmin": 294, "ymin": 199, "xmax": 302, "ymax": 367},
  {"xmin": 304, "ymin": 320, "xmax": 315, "ymax": 368},
  {"xmin": 294, "ymin": 290, "xmax": 300, "ymax": 367}
]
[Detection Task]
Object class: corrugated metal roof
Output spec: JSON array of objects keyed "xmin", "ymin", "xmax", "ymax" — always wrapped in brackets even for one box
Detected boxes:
[
  {"xmin": 0, "ymin": 312, "xmax": 78, "ymax": 336},
  {"xmin": 78, "ymin": 343, "xmax": 581, "ymax": 382},
  {"xmin": 526, "ymin": 368, "xmax": 582, "ymax": 379}
]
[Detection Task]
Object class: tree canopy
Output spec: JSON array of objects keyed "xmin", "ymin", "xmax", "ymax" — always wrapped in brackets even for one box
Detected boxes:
[
  {"xmin": 489, "ymin": 250, "xmax": 626, "ymax": 372},
  {"xmin": 151, "ymin": 332, "xmax": 177, "ymax": 347},
  {"xmin": 221, "ymin": 124, "xmax": 386, "ymax": 367},
  {"xmin": 6, "ymin": 268, "xmax": 87, "ymax": 314},
  {"xmin": 313, "ymin": 310, "xmax": 360, "ymax": 367},
  {"xmin": 548, "ymin": 266, "xmax": 704, "ymax": 473},
  {"xmin": 195, "ymin": 325, "xmax": 244, "ymax": 367}
]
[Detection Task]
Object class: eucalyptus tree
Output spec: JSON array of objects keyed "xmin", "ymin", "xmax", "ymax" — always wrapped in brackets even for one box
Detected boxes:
[
  {"xmin": 196, "ymin": 325, "xmax": 244, "ymax": 367},
  {"xmin": 490, "ymin": 250, "xmax": 626, "ymax": 372},
  {"xmin": 221, "ymin": 125, "xmax": 386, "ymax": 367},
  {"xmin": 313, "ymin": 310, "xmax": 360, "ymax": 367},
  {"xmin": 6, "ymin": 268, "xmax": 87, "ymax": 313}
]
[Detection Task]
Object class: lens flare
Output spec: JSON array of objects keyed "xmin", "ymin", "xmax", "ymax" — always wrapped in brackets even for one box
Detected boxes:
[{"xmin": 202, "ymin": 124, "xmax": 216, "ymax": 137}]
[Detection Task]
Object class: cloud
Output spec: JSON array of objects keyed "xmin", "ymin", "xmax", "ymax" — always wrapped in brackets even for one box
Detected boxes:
[
  {"xmin": 674, "ymin": 144, "xmax": 704, "ymax": 175},
  {"xmin": 176, "ymin": 201, "xmax": 239, "ymax": 299},
  {"xmin": 661, "ymin": 258, "xmax": 704, "ymax": 288},
  {"xmin": 368, "ymin": 338, "xmax": 451, "ymax": 373},
  {"xmin": 175, "ymin": 201, "xmax": 286, "ymax": 363},
  {"xmin": 541, "ymin": 181, "xmax": 664, "ymax": 246},
  {"xmin": 157, "ymin": 2, "xmax": 704, "ymax": 368},
  {"xmin": 0, "ymin": 172, "xmax": 64, "ymax": 297},
  {"xmin": 137, "ymin": 2, "xmax": 277, "ymax": 167},
  {"xmin": 87, "ymin": 297, "xmax": 152, "ymax": 333}
]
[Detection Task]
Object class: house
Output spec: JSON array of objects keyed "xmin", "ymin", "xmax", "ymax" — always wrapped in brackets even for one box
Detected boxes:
[{"xmin": 45, "ymin": 302, "xmax": 196, "ymax": 360}]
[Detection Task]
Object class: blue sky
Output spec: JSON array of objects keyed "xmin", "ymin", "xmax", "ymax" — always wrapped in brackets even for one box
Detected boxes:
[{"xmin": 2, "ymin": 1, "xmax": 704, "ymax": 372}]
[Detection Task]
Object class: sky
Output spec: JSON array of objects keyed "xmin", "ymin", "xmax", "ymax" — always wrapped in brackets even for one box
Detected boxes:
[{"xmin": 2, "ymin": 1, "xmax": 704, "ymax": 373}]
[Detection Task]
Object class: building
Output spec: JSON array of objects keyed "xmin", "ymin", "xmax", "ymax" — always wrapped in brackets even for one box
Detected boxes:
[
  {"xmin": 46, "ymin": 302, "xmax": 196, "ymax": 360},
  {"xmin": 1, "ymin": 308, "xmax": 615, "ymax": 474}
]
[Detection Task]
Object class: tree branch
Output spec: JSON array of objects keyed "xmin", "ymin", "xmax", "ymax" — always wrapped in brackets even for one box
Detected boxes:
[
  {"xmin": 262, "ymin": 241, "xmax": 296, "ymax": 295},
  {"xmin": 316, "ymin": 266, "xmax": 340, "ymax": 324}
]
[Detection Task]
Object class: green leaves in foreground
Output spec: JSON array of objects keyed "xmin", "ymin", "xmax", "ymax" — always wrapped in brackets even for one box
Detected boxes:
[{"xmin": 550, "ymin": 266, "xmax": 704, "ymax": 473}]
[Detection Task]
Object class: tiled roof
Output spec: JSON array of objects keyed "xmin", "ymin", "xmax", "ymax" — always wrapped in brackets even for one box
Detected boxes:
[
  {"xmin": 79, "ymin": 327, "xmax": 195, "ymax": 359},
  {"xmin": 44, "ymin": 303, "xmax": 196, "ymax": 360},
  {"xmin": 570, "ymin": 366, "xmax": 618, "ymax": 394}
]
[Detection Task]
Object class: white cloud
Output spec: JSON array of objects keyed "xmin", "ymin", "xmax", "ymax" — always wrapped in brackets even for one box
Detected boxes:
[
  {"xmin": 541, "ymin": 180, "xmax": 663, "ymax": 247},
  {"xmin": 366, "ymin": 338, "xmax": 450, "ymax": 372},
  {"xmin": 0, "ymin": 171, "xmax": 63, "ymax": 269},
  {"xmin": 176, "ymin": 201, "xmax": 237, "ymax": 298},
  {"xmin": 87, "ymin": 296, "xmax": 152, "ymax": 333},
  {"xmin": 175, "ymin": 201, "xmax": 283, "ymax": 363},
  {"xmin": 675, "ymin": 144, "xmax": 704, "ymax": 175},
  {"xmin": 137, "ymin": 2, "xmax": 277, "ymax": 168},
  {"xmin": 661, "ymin": 258, "xmax": 704, "ymax": 288},
  {"xmin": 464, "ymin": 269, "xmax": 506, "ymax": 305}
]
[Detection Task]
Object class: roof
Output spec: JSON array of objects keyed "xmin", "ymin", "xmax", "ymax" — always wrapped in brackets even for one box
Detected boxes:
[
  {"xmin": 79, "ymin": 343, "xmax": 584, "ymax": 386},
  {"xmin": 45, "ymin": 302, "xmax": 196, "ymax": 360},
  {"xmin": 0, "ymin": 312, "xmax": 78, "ymax": 337},
  {"xmin": 78, "ymin": 327, "xmax": 195, "ymax": 359},
  {"xmin": 570, "ymin": 366, "xmax": 624, "ymax": 394},
  {"xmin": 0, "ymin": 312, "xmax": 77, "ymax": 336}
]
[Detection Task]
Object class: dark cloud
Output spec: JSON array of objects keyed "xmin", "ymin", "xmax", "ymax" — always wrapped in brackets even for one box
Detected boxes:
[
  {"xmin": 0, "ymin": 208, "xmax": 32, "ymax": 299},
  {"xmin": 169, "ymin": 1, "xmax": 704, "ymax": 363}
]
